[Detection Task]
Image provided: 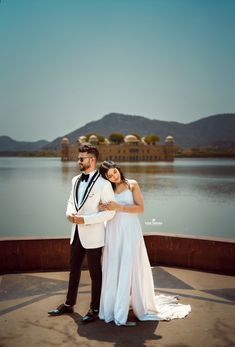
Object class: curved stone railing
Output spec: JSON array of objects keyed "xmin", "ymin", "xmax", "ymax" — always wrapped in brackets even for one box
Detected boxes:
[{"xmin": 0, "ymin": 233, "xmax": 234, "ymax": 275}]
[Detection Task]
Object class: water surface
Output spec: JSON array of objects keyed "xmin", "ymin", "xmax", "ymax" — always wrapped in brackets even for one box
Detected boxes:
[{"xmin": 0, "ymin": 157, "xmax": 234, "ymax": 239}]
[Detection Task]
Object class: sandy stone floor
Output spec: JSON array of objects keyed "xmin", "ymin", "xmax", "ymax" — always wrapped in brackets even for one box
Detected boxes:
[{"xmin": 0, "ymin": 266, "xmax": 235, "ymax": 347}]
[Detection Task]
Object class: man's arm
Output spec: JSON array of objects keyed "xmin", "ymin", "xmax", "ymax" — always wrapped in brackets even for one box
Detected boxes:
[
  {"xmin": 82, "ymin": 180, "xmax": 116, "ymax": 225},
  {"xmin": 66, "ymin": 177, "xmax": 77, "ymax": 222}
]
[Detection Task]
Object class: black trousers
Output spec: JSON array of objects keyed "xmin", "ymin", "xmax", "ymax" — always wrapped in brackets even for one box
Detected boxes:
[{"xmin": 65, "ymin": 227, "xmax": 102, "ymax": 310}]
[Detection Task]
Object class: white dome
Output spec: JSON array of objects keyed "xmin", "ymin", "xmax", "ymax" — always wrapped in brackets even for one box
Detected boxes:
[
  {"xmin": 78, "ymin": 136, "xmax": 87, "ymax": 143},
  {"xmin": 61, "ymin": 137, "xmax": 69, "ymax": 144},
  {"xmin": 165, "ymin": 135, "xmax": 174, "ymax": 143},
  {"xmin": 88, "ymin": 134, "xmax": 98, "ymax": 144},
  {"xmin": 89, "ymin": 134, "xmax": 98, "ymax": 140},
  {"xmin": 124, "ymin": 134, "xmax": 139, "ymax": 143}
]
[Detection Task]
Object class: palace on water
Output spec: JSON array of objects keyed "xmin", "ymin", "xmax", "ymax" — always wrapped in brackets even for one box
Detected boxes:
[{"xmin": 61, "ymin": 134, "xmax": 174, "ymax": 162}]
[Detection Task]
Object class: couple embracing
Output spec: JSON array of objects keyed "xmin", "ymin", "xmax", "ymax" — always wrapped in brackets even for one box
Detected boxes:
[{"xmin": 48, "ymin": 143, "xmax": 191, "ymax": 326}]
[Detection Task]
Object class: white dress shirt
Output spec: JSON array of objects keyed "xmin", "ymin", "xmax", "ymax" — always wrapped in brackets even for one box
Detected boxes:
[{"xmin": 77, "ymin": 170, "xmax": 97, "ymax": 206}]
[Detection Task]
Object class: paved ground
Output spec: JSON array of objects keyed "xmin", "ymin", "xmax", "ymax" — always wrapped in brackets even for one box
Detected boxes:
[{"xmin": 0, "ymin": 266, "xmax": 235, "ymax": 347}]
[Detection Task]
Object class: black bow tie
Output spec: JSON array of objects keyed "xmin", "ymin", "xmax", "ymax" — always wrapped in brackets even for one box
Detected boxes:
[{"xmin": 81, "ymin": 173, "xmax": 89, "ymax": 182}]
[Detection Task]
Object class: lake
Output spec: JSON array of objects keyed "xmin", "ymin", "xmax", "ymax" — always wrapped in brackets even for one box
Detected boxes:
[{"xmin": 0, "ymin": 157, "xmax": 234, "ymax": 239}]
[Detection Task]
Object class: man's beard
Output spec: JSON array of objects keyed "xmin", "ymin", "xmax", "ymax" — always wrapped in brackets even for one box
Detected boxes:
[{"xmin": 79, "ymin": 163, "xmax": 91, "ymax": 172}]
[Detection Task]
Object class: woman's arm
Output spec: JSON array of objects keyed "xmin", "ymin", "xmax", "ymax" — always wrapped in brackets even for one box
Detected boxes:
[{"xmin": 100, "ymin": 180, "xmax": 144, "ymax": 214}]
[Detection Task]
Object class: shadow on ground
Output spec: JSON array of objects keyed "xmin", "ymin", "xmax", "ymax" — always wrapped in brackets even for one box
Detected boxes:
[{"xmin": 69, "ymin": 312, "xmax": 161, "ymax": 347}]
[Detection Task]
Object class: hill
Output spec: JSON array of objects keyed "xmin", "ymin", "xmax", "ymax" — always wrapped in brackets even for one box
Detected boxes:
[
  {"xmin": 0, "ymin": 136, "xmax": 49, "ymax": 152},
  {"xmin": 45, "ymin": 113, "xmax": 235, "ymax": 149}
]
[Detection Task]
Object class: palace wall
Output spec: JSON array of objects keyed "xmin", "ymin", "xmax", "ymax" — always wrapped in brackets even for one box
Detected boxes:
[{"xmin": 61, "ymin": 142, "xmax": 174, "ymax": 162}]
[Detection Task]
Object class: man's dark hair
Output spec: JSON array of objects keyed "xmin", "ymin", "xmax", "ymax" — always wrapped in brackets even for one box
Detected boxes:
[{"xmin": 78, "ymin": 143, "xmax": 99, "ymax": 160}]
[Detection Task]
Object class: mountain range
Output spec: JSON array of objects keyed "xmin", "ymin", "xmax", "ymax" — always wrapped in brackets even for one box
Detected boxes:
[
  {"xmin": 45, "ymin": 113, "xmax": 235, "ymax": 149},
  {"xmin": 0, "ymin": 113, "xmax": 234, "ymax": 152},
  {"xmin": 0, "ymin": 136, "xmax": 49, "ymax": 152}
]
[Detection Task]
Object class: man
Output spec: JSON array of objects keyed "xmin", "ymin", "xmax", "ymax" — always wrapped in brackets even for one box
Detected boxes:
[{"xmin": 48, "ymin": 143, "xmax": 115, "ymax": 323}]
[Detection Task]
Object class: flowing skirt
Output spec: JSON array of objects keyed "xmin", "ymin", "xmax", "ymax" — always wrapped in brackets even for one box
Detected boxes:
[{"xmin": 99, "ymin": 211, "xmax": 191, "ymax": 325}]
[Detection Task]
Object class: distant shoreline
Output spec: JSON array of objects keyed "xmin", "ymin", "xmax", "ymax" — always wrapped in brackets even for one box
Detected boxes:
[
  {"xmin": 0, "ymin": 148, "xmax": 235, "ymax": 159},
  {"xmin": 0, "ymin": 150, "xmax": 61, "ymax": 158},
  {"xmin": 175, "ymin": 147, "xmax": 235, "ymax": 158}
]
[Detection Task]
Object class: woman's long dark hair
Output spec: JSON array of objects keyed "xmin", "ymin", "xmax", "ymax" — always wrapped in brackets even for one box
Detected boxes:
[{"xmin": 99, "ymin": 161, "xmax": 127, "ymax": 190}]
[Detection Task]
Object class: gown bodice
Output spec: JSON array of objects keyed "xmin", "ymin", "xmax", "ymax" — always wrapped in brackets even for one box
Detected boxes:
[{"xmin": 114, "ymin": 188, "xmax": 134, "ymax": 205}]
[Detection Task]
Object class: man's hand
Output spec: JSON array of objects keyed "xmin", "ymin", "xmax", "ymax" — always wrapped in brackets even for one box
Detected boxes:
[
  {"xmin": 73, "ymin": 215, "xmax": 85, "ymax": 224},
  {"xmin": 67, "ymin": 213, "xmax": 75, "ymax": 223},
  {"xmin": 67, "ymin": 214, "xmax": 84, "ymax": 224}
]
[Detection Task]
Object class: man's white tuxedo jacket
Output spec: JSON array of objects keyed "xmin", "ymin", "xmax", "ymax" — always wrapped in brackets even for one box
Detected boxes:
[{"xmin": 66, "ymin": 172, "xmax": 115, "ymax": 248}]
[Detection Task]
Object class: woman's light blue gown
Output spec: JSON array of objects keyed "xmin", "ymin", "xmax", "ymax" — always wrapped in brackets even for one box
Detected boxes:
[{"xmin": 99, "ymin": 188, "xmax": 191, "ymax": 326}]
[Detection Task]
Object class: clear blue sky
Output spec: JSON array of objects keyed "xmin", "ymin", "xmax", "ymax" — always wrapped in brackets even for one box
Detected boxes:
[{"xmin": 0, "ymin": 0, "xmax": 234, "ymax": 141}]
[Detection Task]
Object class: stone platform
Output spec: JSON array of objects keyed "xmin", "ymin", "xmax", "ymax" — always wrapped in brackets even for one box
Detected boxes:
[{"xmin": 0, "ymin": 266, "xmax": 235, "ymax": 347}]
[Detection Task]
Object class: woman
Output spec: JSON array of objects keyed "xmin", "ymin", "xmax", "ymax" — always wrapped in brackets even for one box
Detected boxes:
[{"xmin": 98, "ymin": 161, "xmax": 191, "ymax": 326}]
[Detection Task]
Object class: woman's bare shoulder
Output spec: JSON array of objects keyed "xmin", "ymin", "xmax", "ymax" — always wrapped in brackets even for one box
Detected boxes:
[{"xmin": 126, "ymin": 179, "xmax": 139, "ymax": 190}]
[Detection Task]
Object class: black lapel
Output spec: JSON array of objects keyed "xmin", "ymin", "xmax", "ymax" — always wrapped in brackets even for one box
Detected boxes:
[
  {"xmin": 78, "ymin": 171, "xmax": 100, "ymax": 211},
  {"xmin": 73, "ymin": 175, "xmax": 81, "ymax": 211}
]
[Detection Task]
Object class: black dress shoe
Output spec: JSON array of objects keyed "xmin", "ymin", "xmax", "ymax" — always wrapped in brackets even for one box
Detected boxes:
[
  {"xmin": 81, "ymin": 308, "xmax": 99, "ymax": 323},
  {"xmin": 48, "ymin": 303, "xmax": 74, "ymax": 316}
]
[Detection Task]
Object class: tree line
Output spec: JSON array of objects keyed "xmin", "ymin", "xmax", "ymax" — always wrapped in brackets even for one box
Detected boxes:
[{"xmin": 84, "ymin": 133, "xmax": 160, "ymax": 145}]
